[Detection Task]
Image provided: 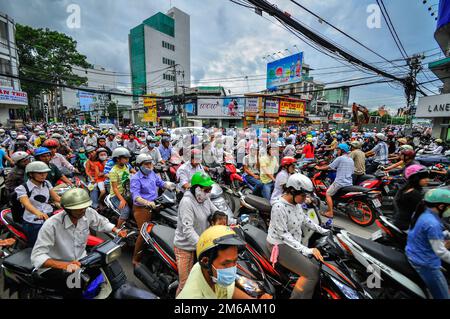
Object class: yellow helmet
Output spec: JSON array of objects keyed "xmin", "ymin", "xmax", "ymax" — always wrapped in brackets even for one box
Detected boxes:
[
  {"xmin": 196, "ymin": 225, "xmax": 245, "ymax": 259},
  {"xmin": 306, "ymin": 137, "xmax": 313, "ymax": 143}
]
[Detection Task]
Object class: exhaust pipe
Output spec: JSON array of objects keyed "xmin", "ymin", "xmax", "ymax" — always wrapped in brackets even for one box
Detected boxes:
[{"xmin": 133, "ymin": 263, "xmax": 165, "ymax": 296}]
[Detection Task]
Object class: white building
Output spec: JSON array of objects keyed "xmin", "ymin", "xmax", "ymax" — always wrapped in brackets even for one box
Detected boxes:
[
  {"xmin": 0, "ymin": 12, "xmax": 28, "ymax": 127},
  {"xmin": 129, "ymin": 7, "xmax": 191, "ymax": 96}
]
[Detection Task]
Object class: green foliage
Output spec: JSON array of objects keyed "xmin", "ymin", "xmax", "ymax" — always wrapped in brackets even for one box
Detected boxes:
[{"xmin": 15, "ymin": 24, "xmax": 92, "ymax": 99}]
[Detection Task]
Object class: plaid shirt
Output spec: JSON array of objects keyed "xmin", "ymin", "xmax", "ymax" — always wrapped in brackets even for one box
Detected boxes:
[{"xmin": 372, "ymin": 142, "xmax": 389, "ymax": 164}]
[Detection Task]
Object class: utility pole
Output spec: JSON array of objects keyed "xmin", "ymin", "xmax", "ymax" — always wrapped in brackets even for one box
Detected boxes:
[
  {"xmin": 172, "ymin": 64, "xmax": 182, "ymax": 127},
  {"xmin": 404, "ymin": 54, "xmax": 424, "ymax": 131}
]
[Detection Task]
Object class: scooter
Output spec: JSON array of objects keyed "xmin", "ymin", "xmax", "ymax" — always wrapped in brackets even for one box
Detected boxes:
[
  {"xmin": 133, "ymin": 222, "xmax": 275, "ymax": 299},
  {"xmin": 311, "ymin": 167, "xmax": 383, "ymax": 227},
  {"xmin": 337, "ymin": 230, "xmax": 449, "ymax": 299},
  {"xmin": 2, "ymin": 231, "xmax": 157, "ymax": 299},
  {"xmin": 370, "ymin": 215, "xmax": 407, "ymax": 249}
]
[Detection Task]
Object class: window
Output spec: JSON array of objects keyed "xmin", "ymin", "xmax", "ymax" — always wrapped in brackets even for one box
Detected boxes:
[
  {"xmin": 162, "ymin": 57, "xmax": 175, "ymax": 66},
  {"xmin": 163, "ymin": 74, "xmax": 175, "ymax": 82},
  {"xmin": 162, "ymin": 41, "xmax": 175, "ymax": 51}
]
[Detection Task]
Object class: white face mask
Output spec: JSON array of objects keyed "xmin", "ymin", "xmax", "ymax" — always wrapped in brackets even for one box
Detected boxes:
[
  {"xmin": 195, "ymin": 187, "xmax": 210, "ymax": 203},
  {"xmin": 99, "ymin": 155, "xmax": 108, "ymax": 161}
]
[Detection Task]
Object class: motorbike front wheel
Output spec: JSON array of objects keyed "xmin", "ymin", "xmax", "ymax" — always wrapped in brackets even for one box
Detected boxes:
[{"xmin": 346, "ymin": 200, "xmax": 377, "ymax": 227}]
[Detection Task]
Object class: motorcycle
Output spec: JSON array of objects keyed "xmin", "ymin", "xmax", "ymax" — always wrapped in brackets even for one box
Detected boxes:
[
  {"xmin": 311, "ymin": 166, "xmax": 383, "ymax": 227},
  {"xmin": 2, "ymin": 231, "xmax": 157, "ymax": 299},
  {"xmin": 337, "ymin": 230, "xmax": 449, "ymax": 299},
  {"xmin": 134, "ymin": 221, "xmax": 275, "ymax": 299}
]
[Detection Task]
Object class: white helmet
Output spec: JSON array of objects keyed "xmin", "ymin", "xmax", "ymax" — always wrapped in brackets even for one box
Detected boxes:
[
  {"xmin": 25, "ymin": 161, "xmax": 51, "ymax": 174},
  {"xmin": 375, "ymin": 133, "xmax": 387, "ymax": 141},
  {"xmin": 136, "ymin": 153, "xmax": 153, "ymax": 165},
  {"xmin": 111, "ymin": 147, "xmax": 131, "ymax": 159},
  {"xmin": 11, "ymin": 151, "xmax": 31, "ymax": 164},
  {"xmin": 16, "ymin": 134, "xmax": 27, "ymax": 141},
  {"xmin": 285, "ymin": 173, "xmax": 313, "ymax": 193}
]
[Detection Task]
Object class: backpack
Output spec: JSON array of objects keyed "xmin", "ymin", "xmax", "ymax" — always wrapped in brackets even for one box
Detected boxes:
[{"xmin": 10, "ymin": 182, "xmax": 49, "ymax": 224}]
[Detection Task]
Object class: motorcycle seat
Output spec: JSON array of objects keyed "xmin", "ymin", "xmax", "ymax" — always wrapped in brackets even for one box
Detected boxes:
[
  {"xmin": 349, "ymin": 235, "xmax": 424, "ymax": 285},
  {"xmin": 242, "ymin": 224, "xmax": 271, "ymax": 261},
  {"xmin": 358, "ymin": 175, "xmax": 376, "ymax": 182},
  {"xmin": 3, "ymin": 211, "xmax": 26, "ymax": 234},
  {"xmin": 3, "ymin": 248, "xmax": 34, "ymax": 274},
  {"xmin": 151, "ymin": 225, "xmax": 176, "ymax": 260},
  {"xmin": 335, "ymin": 186, "xmax": 370, "ymax": 196},
  {"xmin": 244, "ymin": 195, "xmax": 272, "ymax": 213}
]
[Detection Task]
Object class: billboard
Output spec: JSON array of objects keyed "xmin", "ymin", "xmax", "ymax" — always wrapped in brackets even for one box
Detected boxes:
[
  {"xmin": 245, "ymin": 97, "xmax": 260, "ymax": 114},
  {"xmin": 262, "ymin": 99, "xmax": 279, "ymax": 115},
  {"xmin": 157, "ymin": 100, "xmax": 196, "ymax": 117},
  {"xmin": 0, "ymin": 87, "xmax": 28, "ymax": 105},
  {"xmin": 143, "ymin": 94, "xmax": 157, "ymax": 122},
  {"xmin": 279, "ymin": 100, "xmax": 305, "ymax": 117},
  {"xmin": 267, "ymin": 52, "xmax": 303, "ymax": 89},
  {"xmin": 197, "ymin": 98, "xmax": 244, "ymax": 118},
  {"xmin": 437, "ymin": 0, "xmax": 450, "ymax": 30},
  {"xmin": 78, "ymin": 91, "xmax": 96, "ymax": 112}
]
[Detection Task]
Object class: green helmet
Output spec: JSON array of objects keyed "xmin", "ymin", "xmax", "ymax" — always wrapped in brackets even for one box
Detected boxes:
[
  {"xmin": 424, "ymin": 188, "xmax": 450, "ymax": 205},
  {"xmin": 191, "ymin": 172, "xmax": 215, "ymax": 188},
  {"xmin": 25, "ymin": 161, "xmax": 51, "ymax": 174},
  {"xmin": 61, "ymin": 188, "xmax": 93, "ymax": 210}
]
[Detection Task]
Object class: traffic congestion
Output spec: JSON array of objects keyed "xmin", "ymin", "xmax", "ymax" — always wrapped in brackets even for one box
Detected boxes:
[{"xmin": 0, "ymin": 123, "xmax": 447, "ymax": 300}]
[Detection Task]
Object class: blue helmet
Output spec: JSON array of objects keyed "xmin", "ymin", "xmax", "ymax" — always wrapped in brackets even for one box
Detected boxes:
[
  {"xmin": 337, "ymin": 143, "xmax": 350, "ymax": 153},
  {"xmin": 34, "ymin": 147, "xmax": 51, "ymax": 157}
]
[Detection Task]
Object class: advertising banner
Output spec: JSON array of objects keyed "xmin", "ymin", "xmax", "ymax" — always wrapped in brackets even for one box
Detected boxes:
[
  {"xmin": 262, "ymin": 99, "xmax": 280, "ymax": 115},
  {"xmin": 245, "ymin": 97, "xmax": 260, "ymax": 114},
  {"xmin": 0, "ymin": 87, "xmax": 28, "ymax": 105},
  {"xmin": 279, "ymin": 100, "xmax": 305, "ymax": 117},
  {"xmin": 78, "ymin": 91, "xmax": 96, "ymax": 112},
  {"xmin": 158, "ymin": 100, "xmax": 196, "ymax": 117},
  {"xmin": 332, "ymin": 113, "xmax": 344, "ymax": 121},
  {"xmin": 143, "ymin": 94, "xmax": 157, "ymax": 122},
  {"xmin": 222, "ymin": 98, "xmax": 245, "ymax": 117},
  {"xmin": 198, "ymin": 98, "xmax": 243, "ymax": 118},
  {"xmin": 267, "ymin": 52, "xmax": 303, "ymax": 89}
]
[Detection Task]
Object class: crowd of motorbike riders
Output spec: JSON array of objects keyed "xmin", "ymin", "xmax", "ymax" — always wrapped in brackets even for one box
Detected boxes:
[{"xmin": 0, "ymin": 122, "xmax": 448, "ymax": 299}]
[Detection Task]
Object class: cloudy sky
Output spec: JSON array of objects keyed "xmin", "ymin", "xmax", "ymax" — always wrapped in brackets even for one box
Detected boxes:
[{"xmin": 0, "ymin": 0, "xmax": 443, "ymax": 111}]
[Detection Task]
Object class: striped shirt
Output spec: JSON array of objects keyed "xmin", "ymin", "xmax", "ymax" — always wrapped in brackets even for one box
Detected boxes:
[{"xmin": 371, "ymin": 142, "xmax": 389, "ymax": 164}]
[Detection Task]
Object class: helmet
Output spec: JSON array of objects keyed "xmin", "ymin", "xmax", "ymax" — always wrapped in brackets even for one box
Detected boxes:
[
  {"xmin": 88, "ymin": 130, "xmax": 94, "ymax": 134},
  {"xmin": 11, "ymin": 151, "xmax": 31, "ymax": 164},
  {"xmin": 424, "ymin": 188, "xmax": 450, "ymax": 205},
  {"xmin": 161, "ymin": 137, "xmax": 170, "ymax": 143},
  {"xmin": 337, "ymin": 143, "xmax": 350, "ymax": 153},
  {"xmin": 306, "ymin": 137, "xmax": 313, "ymax": 143},
  {"xmin": 146, "ymin": 135, "xmax": 157, "ymax": 143},
  {"xmin": 191, "ymin": 172, "xmax": 215, "ymax": 188},
  {"xmin": 404, "ymin": 164, "xmax": 428, "ymax": 180},
  {"xmin": 196, "ymin": 225, "xmax": 245, "ymax": 259},
  {"xmin": 38, "ymin": 131, "xmax": 46, "ymax": 136},
  {"xmin": 97, "ymin": 135, "xmax": 106, "ymax": 141},
  {"xmin": 285, "ymin": 173, "xmax": 313, "ymax": 193},
  {"xmin": 436, "ymin": 139, "xmax": 443, "ymax": 144},
  {"xmin": 398, "ymin": 138, "xmax": 407, "ymax": 145},
  {"xmin": 111, "ymin": 147, "xmax": 131, "ymax": 159},
  {"xmin": 25, "ymin": 161, "xmax": 51, "ymax": 174},
  {"xmin": 281, "ymin": 156, "xmax": 296, "ymax": 167},
  {"xmin": 96, "ymin": 147, "xmax": 108, "ymax": 154},
  {"xmin": 16, "ymin": 135, "xmax": 27, "ymax": 141},
  {"xmin": 136, "ymin": 154, "xmax": 153, "ymax": 165},
  {"xmin": 10, "ymin": 131, "xmax": 17, "ymax": 138},
  {"xmin": 0, "ymin": 129, "xmax": 5, "ymax": 134},
  {"xmin": 399, "ymin": 144, "xmax": 414, "ymax": 151},
  {"xmin": 34, "ymin": 147, "xmax": 51, "ymax": 157},
  {"xmin": 61, "ymin": 188, "xmax": 93, "ymax": 210},
  {"xmin": 350, "ymin": 141, "xmax": 362, "ymax": 149},
  {"xmin": 302, "ymin": 131, "xmax": 307, "ymax": 136},
  {"xmin": 85, "ymin": 146, "xmax": 96, "ymax": 154},
  {"xmin": 51, "ymin": 133, "xmax": 63, "ymax": 139},
  {"xmin": 375, "ymin": 133, "xmax": 387, "ymax": 141},
  {"xmin": 42, "ymin": 138, "xmax": 59, "ymax": 148}
]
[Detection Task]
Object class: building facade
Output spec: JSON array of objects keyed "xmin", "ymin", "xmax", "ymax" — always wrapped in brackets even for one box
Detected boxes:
[
  {"xmin": 129, "ymin": 7, "xmax": 190, "ymax": 97},
  {"xmin": 0, "ymin": 12, "xmax": 28, "ymax": 127}
]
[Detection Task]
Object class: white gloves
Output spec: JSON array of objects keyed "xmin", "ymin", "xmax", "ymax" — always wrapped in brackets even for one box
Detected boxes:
[{"xmin": 165, "ymin": 182, "xmax": 176, "ymax": 191}]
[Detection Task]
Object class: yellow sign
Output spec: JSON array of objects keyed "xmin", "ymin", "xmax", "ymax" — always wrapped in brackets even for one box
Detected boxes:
[
  {"xmin": 143, "ymin": 94, "xmax": 157, "ymax": 122},
  {"xmin": 279, "ymin": 100, "xmax": 305, "ymax": 117}
]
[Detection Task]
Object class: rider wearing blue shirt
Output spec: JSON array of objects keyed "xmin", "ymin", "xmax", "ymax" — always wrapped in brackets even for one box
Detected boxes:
[{"xmin": 406, "ymin": 188, "xmax": 450, "ymax": 299}]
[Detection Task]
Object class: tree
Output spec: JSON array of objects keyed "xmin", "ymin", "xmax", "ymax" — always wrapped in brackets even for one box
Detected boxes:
[{"xmin": 15, "ymin": 24, "xmax": 92, "ymax": 119}]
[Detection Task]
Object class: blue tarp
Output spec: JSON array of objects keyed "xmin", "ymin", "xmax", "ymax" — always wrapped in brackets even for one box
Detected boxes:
[{"xmin": 437, "ymin": 0, "xmax": 450, "ymax": 30}]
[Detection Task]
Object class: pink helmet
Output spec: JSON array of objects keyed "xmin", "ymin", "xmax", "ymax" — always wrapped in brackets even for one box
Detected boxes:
[{"xmin": 404, "ymin": 164, "xmax": 428, "ymax": 180}]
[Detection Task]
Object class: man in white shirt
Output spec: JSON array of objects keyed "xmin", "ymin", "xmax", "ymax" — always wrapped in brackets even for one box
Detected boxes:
[{"xmin": 176, "ymin": 149, "xmax": 206, "ymax": 191}]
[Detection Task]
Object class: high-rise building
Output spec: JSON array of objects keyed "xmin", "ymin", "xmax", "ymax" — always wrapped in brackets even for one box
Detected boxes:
[
  {"xmin": 129, "ymin": 7, "xmax": 190, "ymax": 97},
  {"xmin": 0, "ymin": 12, "xmax": 28, "ymax": 127}
]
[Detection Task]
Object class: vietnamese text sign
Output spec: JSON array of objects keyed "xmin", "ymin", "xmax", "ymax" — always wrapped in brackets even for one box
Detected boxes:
[
  {"xmin": 267, "ymin": 52, "xmax": 303, "ymax": 89},
  {"xmin": 143, "ymin": 94, "xmax": 157, "ymax": 122},
  {"xmin": 279, "ymin": 100, "xmax": 305, "ymax": 117},
  {"xmin": 417, "ymin": 94, "xmax": 450, "ymax": 118},
  {"xmin": 0, "ymin": 88, "xmax": 28, "ymax": 105},
  {"xmin": 245, "ymin": 97, "xmax": 260, "ymax": 114}
]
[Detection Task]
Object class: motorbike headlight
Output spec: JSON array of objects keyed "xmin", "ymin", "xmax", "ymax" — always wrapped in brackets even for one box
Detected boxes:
[
  {"xmin": 329, "ymin": 276, "xmax": 360, "ymax": 299},
  {"xmin": 105, "ymin": 245, "xmax": 122, "ymax": 264},
  {"xmin": 235, "ymin": 275, "xmax": 264, "ymax": 298}
]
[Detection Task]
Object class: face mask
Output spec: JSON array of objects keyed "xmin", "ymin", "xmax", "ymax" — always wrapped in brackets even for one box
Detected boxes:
[
  {"xmin": 140, "ymin": 166, "xmax": 153, "ymax": 175},
  {"xmin": 212, "ymin": 265, "xmax": 237, "ymax": 287},
  {"xmin": 148, "ymin": 143, "xmax": 155, "ymax": 149},
  {"xmin": 195, "ymin": 187, "xmax": 210, "ymax": 203},
  {"xmin": 99, "ymin": 155, "xmax": 108, "ymax": 161}
]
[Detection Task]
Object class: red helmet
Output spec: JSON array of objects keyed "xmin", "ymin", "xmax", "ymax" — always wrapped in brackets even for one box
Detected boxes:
[
  {"xmin": 302, "ymin": 131, "xmax": 307, "ymax": 136},
  {"xmin": 281, "ymin": 156, "xmax": 297, "ymax": 167},
  {"xmin": 400, "ymin": 149, "xmax": 416, "ymax": 159},
  {"xmin": 42, "ymin": 138, "xmax": 59, "ymax": 148}
]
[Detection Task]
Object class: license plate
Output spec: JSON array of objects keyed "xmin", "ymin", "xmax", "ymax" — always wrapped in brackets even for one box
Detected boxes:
[
  {"xmin": 384, "ymin": 185, "xmax": 390, "ymax": 194},
  {"xmin": 371, "ymin": 230, "xmax": 383, "ymax": 241},
  {"xmin": 372, "ymin": 198, "xmax": 382, "ymax": 208}
]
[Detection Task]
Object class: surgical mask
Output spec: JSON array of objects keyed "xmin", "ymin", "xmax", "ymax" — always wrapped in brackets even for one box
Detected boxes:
[
  {"xmin": 99, "ymin": 155, "xmax": 108, "ymax": 161},
  {"xmin": 212, "ymin": 265, "xmax": 237, "ymax": 287},
  {"xmin": 195, "ymin": 187, "xmax": 210, "ymax": 203},
  {"xmin": 148, "ymin": 143, "xmax": 155, "ymax": 149},
  {"xmin": 140, "ymin": 166, "xmax": 153, "ymax": 175},
  {"xmin": 443, "ymin": 207, "xmax": 450, "ymax": 218}
]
